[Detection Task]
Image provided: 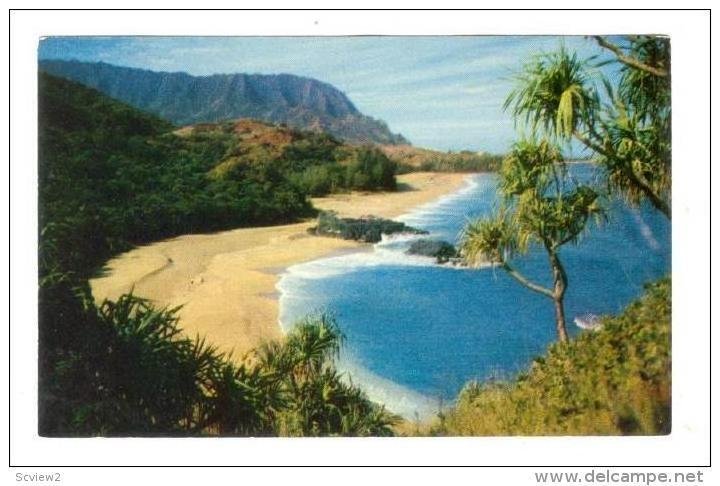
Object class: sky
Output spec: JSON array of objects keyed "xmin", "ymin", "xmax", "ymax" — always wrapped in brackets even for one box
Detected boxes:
[{"xmin": 39, "ymin": 36, "xmax": 613, "ymax": 153}]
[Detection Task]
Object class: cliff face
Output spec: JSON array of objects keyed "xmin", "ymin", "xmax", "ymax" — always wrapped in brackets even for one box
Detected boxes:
[{"xmin": 39, "ymin": 60, "xmax": 408, "ymax": 145}]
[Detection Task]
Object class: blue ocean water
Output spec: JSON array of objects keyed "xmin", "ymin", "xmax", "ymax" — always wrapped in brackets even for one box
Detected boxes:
[{"xmin": 277, "ymin": 165, "xmax": 670, "ymax": 418}]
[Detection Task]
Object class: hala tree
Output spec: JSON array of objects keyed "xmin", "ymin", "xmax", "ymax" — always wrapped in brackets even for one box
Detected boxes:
[
  {"xmin": 505, "ymin": 36, "xmax": 671, "ymax": 219},
  {"xmin": 460, "ymin": 140, "xmax": 603, "ymax": 343},
  {"xmin": 460, "ymin": 36, "xmax": 670, "ymax": 344}
]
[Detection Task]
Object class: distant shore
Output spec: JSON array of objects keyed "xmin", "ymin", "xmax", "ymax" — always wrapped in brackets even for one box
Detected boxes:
[{"xmin": 90, "ymin": 172, "xmax": 469, "ymax": 358}]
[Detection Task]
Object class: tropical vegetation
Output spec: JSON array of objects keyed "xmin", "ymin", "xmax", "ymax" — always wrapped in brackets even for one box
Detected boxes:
[
  {"xmin": 505, "ymin": 36, "xmax": 671, "ymax": 218},
  {"xmin": 440, "ymin": 278, "xmax": 670, "ymax": 435},
  {"xmin": 38, "ymin": 73, "xmax": 399, "ymax": 436},
  {"xmin": 40, "ymin": 280, "xmax": 397, "ymax": 436}
]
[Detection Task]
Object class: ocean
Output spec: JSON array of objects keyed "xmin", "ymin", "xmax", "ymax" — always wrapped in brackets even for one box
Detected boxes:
[{"xmin": 277, "ymin": 164, "xmax": 671, "ymax": 419}]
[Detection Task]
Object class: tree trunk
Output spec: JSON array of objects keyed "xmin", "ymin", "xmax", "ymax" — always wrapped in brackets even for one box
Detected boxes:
[
  {"xmin": 553, "ymin": 295, "xmax": 569, "ymax": 343},
  {"xmin": 549, "ymin": 251, "xmax": 569, "ymax": 343},
  {"xmin": 502, "ymin": 252, "xmax": 570, "ymax": 343}
]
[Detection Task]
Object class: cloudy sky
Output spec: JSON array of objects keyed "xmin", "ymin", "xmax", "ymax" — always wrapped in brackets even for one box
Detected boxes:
[{"xmin": 39, "ymin": 36, "xmax": 612, "ymax": 153}]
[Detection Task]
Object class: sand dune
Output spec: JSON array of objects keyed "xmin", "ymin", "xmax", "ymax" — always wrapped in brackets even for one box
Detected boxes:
[{"xmin": 90, "ymin": 172, "xmax": 468, "ymax": 357}]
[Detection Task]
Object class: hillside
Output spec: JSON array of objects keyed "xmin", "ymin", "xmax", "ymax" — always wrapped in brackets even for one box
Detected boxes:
[
  {"xmin": 38, "ymin": 72, "xmax": 401, "ymax": 436},
  {"xmin": 439, "ymin": 278, "xmax": 671, "ymax": 436},
  {"xmin": 380, "ymin": 144, "xmax": 502, "ymax": 173},
  {"xmin": 39, "ymin": 59, "xmax": 409, "ymax": 146},
  {"xmin": 38, "ymin": 72, "xmax": 397, "ymax": 278},
  {"xmin": 176, "ymin": 118, "xmax": 398, "ymax": 196}
]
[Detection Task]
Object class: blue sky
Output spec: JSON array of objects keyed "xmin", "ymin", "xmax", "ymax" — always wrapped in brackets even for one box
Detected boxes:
[{"xmin": 39, "ymin": 36, "xmax": 612, "ymax": 153}]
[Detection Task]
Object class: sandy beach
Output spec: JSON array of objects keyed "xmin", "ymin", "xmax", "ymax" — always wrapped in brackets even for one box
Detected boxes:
[{"xmin": 90, "ymin": 172, "xmax": 468, "ymax": 357}]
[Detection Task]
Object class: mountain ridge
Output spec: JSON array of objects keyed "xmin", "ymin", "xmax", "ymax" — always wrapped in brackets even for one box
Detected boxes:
[{"xmin": 38, "ymin": 59, "xmax": 409, "ymax": 145}]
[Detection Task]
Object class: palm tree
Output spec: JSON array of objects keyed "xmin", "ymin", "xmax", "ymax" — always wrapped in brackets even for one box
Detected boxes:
[
  {"xmin": 505, "ymin": 36, "xmax": 670, "ymax": 219},
  {"xmin": 460, "ymin": 140, "xmax": 603, "ymax": 343}
]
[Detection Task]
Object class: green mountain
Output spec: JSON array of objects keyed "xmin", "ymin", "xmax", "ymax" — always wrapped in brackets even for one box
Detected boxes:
[{"xmin": 39, "ymin": 59, "xmax": 409, "ymax": 145}]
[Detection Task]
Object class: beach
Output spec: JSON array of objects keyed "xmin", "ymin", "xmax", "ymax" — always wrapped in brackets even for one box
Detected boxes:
[{"xmin": 90, "ymin": 172, "xmax": 469, "ymax": 357}]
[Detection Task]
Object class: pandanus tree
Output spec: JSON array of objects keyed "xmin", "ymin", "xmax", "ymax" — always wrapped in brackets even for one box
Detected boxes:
[
  {"xmin": 505, "ymin": 37, "xmax": 671, "ymax": 219},
  {"xmin": 257, "ymin": 314, "xmax": 398, "ymax": 436},
  {"xmin": 460, "ymin": 140, "xmax": 603, "ymax": 342}
]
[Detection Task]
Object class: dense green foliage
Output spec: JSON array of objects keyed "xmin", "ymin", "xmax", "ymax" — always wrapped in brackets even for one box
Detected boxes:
[
  {"xmin": 285, "ymin": 142, "xmax": 398, "ymax": 196},
  {"xmin": 39, "ymin": 73, "xmax": 314, "ymax": 277},
  {"xmin": 441, "ymin": 278, "xmax": 671, "ymax": 435},
  {"xmin": 187, "ymin": 121, "xmax": 398, "ymax": 198},
  {"xmin": 406, "ymin": 239, "xmax": 459, "ymax": 263},
  {"xmin": 506, "ymin": 36, "xmax": 671, "ymax": 218},
  {"xmin": 259, "ymin": 315, "xmax": 398, "ymax": 436},
  {"xmin": 39, "ymin": 281, "xmax": 397, "ymax": 436},
  {"xmin": 312, "ymin": 211, "xmax": 426, "ymax": 243},
  {"xmin": 38, "ymin": 73, "xmax": 399, "ymax": 436}
]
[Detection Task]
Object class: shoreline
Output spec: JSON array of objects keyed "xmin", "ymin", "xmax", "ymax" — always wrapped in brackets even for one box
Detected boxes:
[{"xmin": 90, "ymin": 172, "xmax": 470, "ymax": 358}]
